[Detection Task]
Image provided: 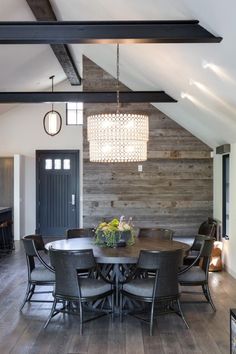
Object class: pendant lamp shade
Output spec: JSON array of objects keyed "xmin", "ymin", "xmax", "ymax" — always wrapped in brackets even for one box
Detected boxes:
[
  {"xmin": 43, "ymin": 75, "xmax": 62, "ymax": 137},
  {"xmin": 88, "ymin": 113, "xmax": 148, "ymax": 162}
]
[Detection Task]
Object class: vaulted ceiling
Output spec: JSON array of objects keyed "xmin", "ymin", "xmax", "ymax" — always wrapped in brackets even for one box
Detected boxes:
[{"xmin": 0, "ymin": 0, "xmax": 235, "ymax": 147}]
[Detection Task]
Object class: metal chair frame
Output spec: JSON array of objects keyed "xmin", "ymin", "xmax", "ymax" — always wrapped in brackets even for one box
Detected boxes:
[
  {"xmin": 120, "ymin": 249, "xmax": 189, "ymax": 336},
  {"xmin": 66, "ymin": 228, "xmax": 95, "ymax": 239},
  {"xmin": 183, "ymin": 218, "xmax": 217, "ymax": 266},
  {"xmin": 178, "ymin": 235, "xmax": 216, "ymax": 311},
  {"xmin": 138, "ymin": 227, "xmax": 174, "ymax": 240},
  {"xmin": 0, "ymin": 220, "xmax": 14, "ymax": 254},
  {"xmin": 45, "ymin": 248, "xmax": 114, "ymax": 335},
  {"xmin": 20, "ymin": 235, "xmax": 55, "ymax": 311}
]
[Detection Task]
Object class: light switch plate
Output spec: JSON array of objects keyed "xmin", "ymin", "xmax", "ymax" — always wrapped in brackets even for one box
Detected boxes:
[{"xmin": 138, "ymin": 165, "xmax": 143, "ymax": 172}]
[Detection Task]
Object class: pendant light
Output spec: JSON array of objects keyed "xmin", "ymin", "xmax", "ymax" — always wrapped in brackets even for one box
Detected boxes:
[{"xmin": 43, "ymin": 75, "xmax": 62, "ymax": 136}]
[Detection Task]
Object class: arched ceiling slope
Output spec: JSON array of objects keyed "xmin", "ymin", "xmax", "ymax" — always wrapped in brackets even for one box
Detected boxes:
[{"xmin": 0, "ymin": 0, "xmax": 236, "ymax": 147}]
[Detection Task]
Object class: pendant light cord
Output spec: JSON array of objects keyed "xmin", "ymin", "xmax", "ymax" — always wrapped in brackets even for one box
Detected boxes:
[
  {"xmin": 116, "ymin": 44, "xmax": 120, "ymax": 114},
  {"xmin": 49, "ymin": 75, "xmax": 55, "ymax": 111}
]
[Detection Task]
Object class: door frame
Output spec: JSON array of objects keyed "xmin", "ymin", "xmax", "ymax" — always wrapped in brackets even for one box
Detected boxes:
[{"xmin": 35, "ymin": 149, "xmax": 80, "ymax": 234}]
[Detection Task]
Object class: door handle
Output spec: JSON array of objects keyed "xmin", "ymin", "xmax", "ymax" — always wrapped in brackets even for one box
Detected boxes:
[{"xmin": 71, "ymin": 194, "xmax": 76, "ymax": 206}]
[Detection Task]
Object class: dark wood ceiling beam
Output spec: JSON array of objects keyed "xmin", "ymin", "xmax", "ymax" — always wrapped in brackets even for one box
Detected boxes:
[
  {"xmin": 26, "ymin": 0, "xmax": 57, "ymax": 21},
  {"xmin": 0, "ymin": 20, "xmax": 222, "ymax": 44},
  {"xmin": 50, "ymin": 44, "xmax": 81, "ymax": 85},
  {"xmin": 0, "ymin": 91, "xmax": 177, "ymax": 103},
  {"xmin": 26, "ymin": 0, "xmax": 81, "ymax": 85}
]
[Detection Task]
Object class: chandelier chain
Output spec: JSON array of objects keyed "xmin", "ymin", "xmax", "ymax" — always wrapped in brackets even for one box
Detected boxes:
[{"xmin": 116, "ymin": 44, "xmax": 120, "ymax": 114}]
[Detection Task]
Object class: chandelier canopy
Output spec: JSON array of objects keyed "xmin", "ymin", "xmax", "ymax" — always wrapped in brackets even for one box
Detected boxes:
[{"xmin": 87, "ymin": 45, "xmax": 149, "ymax": 163}]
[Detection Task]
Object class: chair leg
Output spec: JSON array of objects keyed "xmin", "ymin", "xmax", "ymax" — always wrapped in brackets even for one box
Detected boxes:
[
  {"xmin": 27, "ymin": 284, "xmax": 35, "ymax": 301},
  {"xmin": 202, "ymin": 284, "xmax": 216, "ymax": 311},
  {"xmin": 44, "ymin": 298, "xmax": 57, "ymax": 329},
  {"xmin": 119, "ymin": 292, "xmax": 123, "ymax": 322},
  {"xmin": 20, "ymin": 282, "xmax": 31, "ymax": 311},
  {"xmin": 111, "ymin": 292, "xmax": 114, "ymax": 321},
  {"xmin": 1, "ymin": 227, "xmax": 6, "ymax": 249},
  {"xmin": 176, "ymin": 299, "xmax": 189, "ymax": 329},
  {"xmin": 79, "ymin": 301, "xmax": 83, "ymax": 336},
  {"xmin": 150, "ymin": 300, "xmax": 155, "ymax": 336}
]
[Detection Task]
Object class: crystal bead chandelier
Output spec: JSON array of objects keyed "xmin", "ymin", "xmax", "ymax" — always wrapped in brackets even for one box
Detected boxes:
[{"xmin": 87, "ymin": 45, "xmax": 149, "ymax": 163}]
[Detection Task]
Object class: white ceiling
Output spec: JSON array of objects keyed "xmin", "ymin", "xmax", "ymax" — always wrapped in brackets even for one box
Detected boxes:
[{"xmin": 0, "ymin": 0, "xmax": 236, "ymax": 147}]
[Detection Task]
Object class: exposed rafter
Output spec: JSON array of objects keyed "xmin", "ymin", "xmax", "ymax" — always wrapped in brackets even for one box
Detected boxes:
[
  {"xmin": 0, "ymin": 20, "xmax": 222, "ymax": 44},
  {"xmin": 0, "ymin": 91, "xmax": 176, "ymax": 103},
  {"xmin": 26, "ymin": 0, "xmax": 81, "ymax": 85},
  {"xmin": 25, "ymin": 0, "xmax": 57, "ymax": 21}
]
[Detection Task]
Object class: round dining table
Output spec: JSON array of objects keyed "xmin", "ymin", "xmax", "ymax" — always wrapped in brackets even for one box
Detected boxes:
[
  {"xmin": 45, "ymin": 237, "xmax": 189, "ymax": 312},
  {"xmin": 45, "ymin": 236, "xmax": 189, "ymax": 264}
]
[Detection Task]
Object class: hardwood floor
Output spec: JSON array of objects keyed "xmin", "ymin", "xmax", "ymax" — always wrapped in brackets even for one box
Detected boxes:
[{"xmin": 0, "ymin": 241, "xmax": 234, "ymax": 354}]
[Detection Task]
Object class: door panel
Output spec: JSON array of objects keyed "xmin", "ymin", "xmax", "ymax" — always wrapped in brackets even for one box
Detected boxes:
[{"xmin": 36, "ymin": 150, "xmax": 80, "ymax": 236}]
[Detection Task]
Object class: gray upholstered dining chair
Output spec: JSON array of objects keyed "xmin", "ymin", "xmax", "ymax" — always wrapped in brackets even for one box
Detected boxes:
[
  {"xmin": 138, "ymin": 228, "xmax": 174, "ymax": 240},
  {"xmin": 120, "ymin": 249, "xmax": 188, "ymax": 336},
  {"xmin": 45, "ymin": 248, "xmax": 114, "ymax": 334},
  {"xmin": 20, "ymin": 234, "xmax": 55, "ymax": 311},
  {"xmin": 66, "ymin": 228, "xmax": 95, "ymax": 239},
  {"xmin": 178, "ymin": 235, "xmax": 216, "ymax": 311},
  {"xmin": 183, "ymin": 218, "xmax": 217, "ymax": 266},
  {"xmin": 183, "ymin": 235, "xmax": 203, "ymax": 265}
]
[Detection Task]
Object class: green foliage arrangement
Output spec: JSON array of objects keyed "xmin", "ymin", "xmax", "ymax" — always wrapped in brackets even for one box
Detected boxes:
[{"xmin": 94, "ymin": 217, "xmax": 135, "ymax": 247}]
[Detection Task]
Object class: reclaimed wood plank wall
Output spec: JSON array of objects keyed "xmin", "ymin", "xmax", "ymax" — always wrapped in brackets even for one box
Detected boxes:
[{"xmin": 83, "ymin": 56, "xmax": 213, "ymax": 237}]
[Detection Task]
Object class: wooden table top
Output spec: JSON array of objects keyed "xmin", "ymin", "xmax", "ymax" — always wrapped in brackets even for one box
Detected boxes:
[{"xmin": 45, "ymin": 237, "xmax": 190, "ymax": 264}]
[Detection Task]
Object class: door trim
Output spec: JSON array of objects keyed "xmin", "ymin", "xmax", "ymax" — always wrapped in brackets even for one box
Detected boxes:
[{"xmin": 35, "ymin": 149, "xmax": 80, "ymax": 235}]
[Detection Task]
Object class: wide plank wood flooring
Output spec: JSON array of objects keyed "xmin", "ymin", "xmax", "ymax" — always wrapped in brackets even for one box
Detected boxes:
[{"xmin": 0, "ymin": 241, "xmax": 234, "ymax": 354}]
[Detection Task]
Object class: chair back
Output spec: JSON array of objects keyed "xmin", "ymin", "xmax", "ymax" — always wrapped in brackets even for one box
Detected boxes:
[
  {"xmin": 49, "ymin": 248, "xmax": 96, "ymax": 299},
  {"xmin": 137, "ymin": 249, "xmax": 183, "ymax": 299},
  {"xmin": 197, "ymin": 235, "xmax": 215, "ymax": 273},
  {"xmin": 190, "ymin": 219, "xmax": 216, "ymax": 252},
  {"xmin": 22, "ymin": 235, "xmax": 45, "ymax": 256},
  {"xmin": 191, "ymin": 232, "xmax": 214, "ymax": 250},
  {"xmin": 22, "ymin": 235, "xmax": 45, "ymax": 272},
  {"xmin": 66, "ymin": 228, "xmax": 95, "ymax": 239},
  {"xmin": 138, "ymin": 228, "xmax": 173, "ymax": 240},
  {"xmin": 198, "ymin": 218, "xmax": 217, "ymax": 238}
]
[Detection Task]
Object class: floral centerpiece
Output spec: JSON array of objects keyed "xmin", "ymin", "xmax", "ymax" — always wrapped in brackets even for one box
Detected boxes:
[{"xmin": 94, "ymin": 216, "xmax": 135, "ymax": 247}]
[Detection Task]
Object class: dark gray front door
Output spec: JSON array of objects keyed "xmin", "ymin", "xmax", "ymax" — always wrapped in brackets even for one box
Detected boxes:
[{"xmin": 36, "ymin": 150, "xmax": 80, "ymax": 236}]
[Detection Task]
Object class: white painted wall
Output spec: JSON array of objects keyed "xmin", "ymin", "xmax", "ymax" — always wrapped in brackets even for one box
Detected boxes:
[
  {"xmin": 213, "ymin": 143, "xmax": 236, "ymax": 277},
  {"xmin": 213, "ymin": 152, "xmax": 222, "ymax": 223},
  {"xmin": 13, "ymin": 154, "xmax": 25, "ymax": 240},
  {"xmin": 0, "ymin": 97, "xmax": 83, "ymax": 237}
]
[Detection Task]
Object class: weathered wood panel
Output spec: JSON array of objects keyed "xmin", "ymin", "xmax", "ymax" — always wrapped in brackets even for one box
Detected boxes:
[{"xmin": 83, "ymin": 56, "xmax": 213, "ymax": 237}]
